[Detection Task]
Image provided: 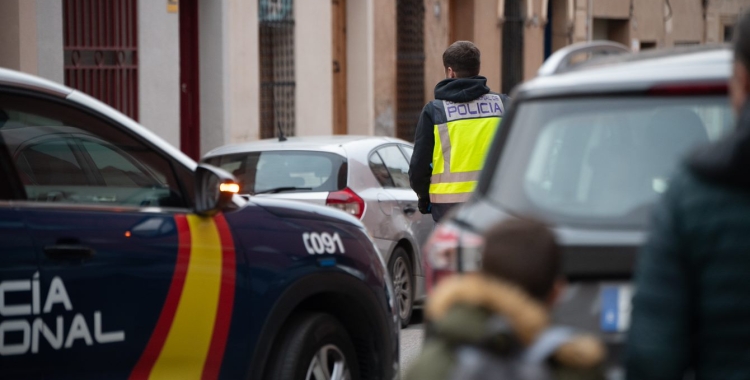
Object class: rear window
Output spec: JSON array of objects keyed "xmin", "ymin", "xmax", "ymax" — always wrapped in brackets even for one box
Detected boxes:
[
  {"xmin": 206, "ymin": 150, "xmax": 347, "ymax": 194},
  {"xmin": 486, "ymin": 95, "xmax": 733, "ymax": 227}
]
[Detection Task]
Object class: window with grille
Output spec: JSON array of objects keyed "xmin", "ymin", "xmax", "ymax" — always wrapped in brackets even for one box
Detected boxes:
[
  {"xmin": 63, "ymin": 0, "xmax": 138, "ymax": 121},
  {"xmin": 259, "ymin": 0, "xmax": 296, "ymax": 139},
  {"xmin": 396, "ymin": 0, "xmax": 425, "ymax": 142}
]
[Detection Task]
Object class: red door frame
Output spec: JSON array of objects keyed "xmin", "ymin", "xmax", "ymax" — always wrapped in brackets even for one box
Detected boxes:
[{"xmin": 179, "ymin": 0, "xmax": 200, "ymax": 160}]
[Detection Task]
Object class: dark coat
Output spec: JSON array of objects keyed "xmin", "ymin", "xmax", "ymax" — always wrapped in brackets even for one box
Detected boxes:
[
  {"xmin": 627, "ymin": 102, "xmax": 750, "ymax": 379},
  {"xmin": 408, "ymin": 76, "xmax": 510, "ymax": 221},
  {"xmin": 405, "ymin": 274, "xmax": 606, "ymax": 380}
]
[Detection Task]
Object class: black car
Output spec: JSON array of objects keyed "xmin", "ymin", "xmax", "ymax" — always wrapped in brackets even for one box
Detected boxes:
[{"xmin": 422, "ymin": 43, "xmax": 735, "ymax": 377}]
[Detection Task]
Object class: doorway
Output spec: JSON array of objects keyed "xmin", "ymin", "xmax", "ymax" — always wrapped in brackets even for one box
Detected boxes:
[
  {"xmin": 332, "ymin": 0, "xmax": 347, "ymax": 135},
  {"xmin": 179, "ymin": 0, "xmax": 200, "ymax": 160}
]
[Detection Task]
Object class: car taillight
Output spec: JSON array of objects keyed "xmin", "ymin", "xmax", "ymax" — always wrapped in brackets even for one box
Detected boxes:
[
  {"xmin": 423, "ymin": 223, "xmax": 484, "ymax": 293},
  {"xmin": 326, "ymin": 188, "xmax": 365, "ymax": 219}
]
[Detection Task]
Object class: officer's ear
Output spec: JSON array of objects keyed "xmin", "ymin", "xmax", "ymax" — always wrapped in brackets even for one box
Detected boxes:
[{"xmin": 445, "ymin": 67, "xmax": 456, "ymax": 79}]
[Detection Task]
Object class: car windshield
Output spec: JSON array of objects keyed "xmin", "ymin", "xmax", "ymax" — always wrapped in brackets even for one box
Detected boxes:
[
  {"xmin": 206, "ymin": 150, "xmax": 347, "ymax": 194},
  {"xmin": 485, "ymin": 95, "xmax": 734, "ymax": 227}
]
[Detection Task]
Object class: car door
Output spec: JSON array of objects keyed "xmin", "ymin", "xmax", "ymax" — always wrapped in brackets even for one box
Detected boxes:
[
  {"xmin": 365, "ymin": 149, "xmax": 400, "ymax": 245},
  {"xmin": 376, "ymin": 145, "xmax": 433, "ymax": 246},
  {"xmin": 0, "ymin": 137, "xmax": 41, "ymax": 378},
  {"xmin": 397, "ymin": 144, "xmax": 433, "ymax": 245},
  {"xmin": 0, "ymin": 90, "xmax": 213, "ymax": 378}
]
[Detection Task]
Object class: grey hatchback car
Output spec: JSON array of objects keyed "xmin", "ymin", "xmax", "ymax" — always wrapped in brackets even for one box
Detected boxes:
[{"xmin": 204, "ymin": 136, "xmax": 434, "ymax": 327}]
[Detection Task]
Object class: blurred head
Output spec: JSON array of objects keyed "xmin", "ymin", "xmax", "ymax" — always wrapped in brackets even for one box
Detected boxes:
[
  {"xmin": 443, "ymin": 41, "xmax": 481, "ymax": 79},
  {"xmin": 731, "ymin": 10, "xmax": 750, "ymax": 114},
  {"xmin": 481, "ymin": 218, "xmax": 563, "ymax": 305}
]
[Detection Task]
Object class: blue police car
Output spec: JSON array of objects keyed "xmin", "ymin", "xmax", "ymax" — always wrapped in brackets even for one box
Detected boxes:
[{"xmin": 0, "ymin": 68, "xmax": 399, "ymax": 380}]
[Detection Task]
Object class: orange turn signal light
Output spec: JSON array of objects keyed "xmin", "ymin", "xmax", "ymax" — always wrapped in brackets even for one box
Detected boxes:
[{"xmin": 219, "ymin": 182, "xmax": 240, "ymax": 194}]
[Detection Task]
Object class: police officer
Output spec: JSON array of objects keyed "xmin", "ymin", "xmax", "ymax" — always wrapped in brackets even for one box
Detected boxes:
[{"xmin": 409, "ymin": 41, "xmax": 510, "ymax": 222}]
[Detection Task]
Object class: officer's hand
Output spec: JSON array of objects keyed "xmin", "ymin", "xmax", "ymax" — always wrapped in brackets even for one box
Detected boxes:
[{"xmin": 418, "ymin": 198, "xmax": 431, "ymax": 214}]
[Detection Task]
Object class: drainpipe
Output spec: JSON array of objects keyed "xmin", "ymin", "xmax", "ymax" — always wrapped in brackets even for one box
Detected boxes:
[
  {"xmin": 567, "ymin": 0, "xmax": 574, "ymax": 44},
  {"xmin": 502, "ymin": 0, "xmax": 524, "ymax": 93},
  {"xmin": 588, "ymin": 0, "xmax": 593, "ymax": 41}
]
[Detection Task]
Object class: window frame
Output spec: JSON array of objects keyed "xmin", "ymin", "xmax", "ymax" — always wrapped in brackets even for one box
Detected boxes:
[
  {"xmin": 367, "ymin": 150, "xmax": 395, "ymax": 188},
  {"xmin": 0, "ymin": 87, "xmax": 194, "ymax": 211},
  {"xmin": 369, "ymin": 143, "xmax": 412, "ymax": 189},
  {"xmin": 398, "ymin": 144, "xmax": 414, "ymax": 162}
]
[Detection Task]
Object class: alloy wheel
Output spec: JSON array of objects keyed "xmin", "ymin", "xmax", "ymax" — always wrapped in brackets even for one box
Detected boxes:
[
  {"xmin": 305, "ymin": 344, "xmax": 352, "ymax": 380},
  {"xmin": 392, "ymin": 256, "xmax": 412, "ymax": 321}
]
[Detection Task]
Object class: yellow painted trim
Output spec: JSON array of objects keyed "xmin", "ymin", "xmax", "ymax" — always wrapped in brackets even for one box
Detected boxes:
[{"xmin": 149, "ymin": 215, "xmax": 222, "ymax": 380}]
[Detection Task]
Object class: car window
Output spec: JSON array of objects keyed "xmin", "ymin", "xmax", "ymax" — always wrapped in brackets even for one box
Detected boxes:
[
  {"xmin": 377, "ymin": 145, "xmax": 410, "ymax": 188},
  {"xmin": 0, "ymin": 93, "xmax": 188, "ymax": 208},
  {"xmin": 208, "ymin": 151, "xmax": 347, "ymax": 194},
  {"xmin": 16, "ymin": 138, "xmax": 88, "ymax": 186},
  {"xmin": 369, "ymin": 152, "xmax": 394, "ymax": 187},
  {"xmin": 400, "ymin": 145, "xmax": 414, "ymax": 161},
  {"xmin": 487, "ymin": 95, "xmax": 734, "ymax": 227},
  {"xmin": 81, "ymin": 140, "xmax": 165, "ymax": 187}
]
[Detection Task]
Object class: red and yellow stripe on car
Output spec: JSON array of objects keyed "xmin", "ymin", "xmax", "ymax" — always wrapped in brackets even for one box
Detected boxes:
[{"xmin": 130, "ymin": 214, "xmax": 236, "ymax": 380}]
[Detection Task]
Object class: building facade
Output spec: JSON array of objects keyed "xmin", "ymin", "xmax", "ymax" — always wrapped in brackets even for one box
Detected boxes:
[{"xmin": 0, "ymin": 0, "xmax": 747, "ymax": 158}]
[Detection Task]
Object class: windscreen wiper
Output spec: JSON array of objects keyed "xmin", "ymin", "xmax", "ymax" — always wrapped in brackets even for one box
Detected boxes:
[{"xmin": 253, "ymin": 186, "xmax": 312, "ymax": 195}]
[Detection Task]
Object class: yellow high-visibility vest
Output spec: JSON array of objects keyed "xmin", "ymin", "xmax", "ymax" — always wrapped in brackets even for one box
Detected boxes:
[{"xmin": 430, "ymin": 94, "xmax": 503, "ymax": 203}]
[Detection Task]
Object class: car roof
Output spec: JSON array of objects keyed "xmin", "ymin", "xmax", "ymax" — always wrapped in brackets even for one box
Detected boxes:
[
  {"xmin": 517, "ymin": 45, "xmax": 733, "ymax": 100},
  {"xmin": 0, "ymin": 67, "xmax": 72, "ymax": 97},
  {"xmin": 203, "ymin": 135, "xmax": 410, "ymax": 158}
]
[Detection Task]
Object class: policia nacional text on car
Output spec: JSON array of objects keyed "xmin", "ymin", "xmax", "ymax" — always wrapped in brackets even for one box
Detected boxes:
[{"xmin": 409, "ymin": 41, "xmax": 510, "ymax": 222}]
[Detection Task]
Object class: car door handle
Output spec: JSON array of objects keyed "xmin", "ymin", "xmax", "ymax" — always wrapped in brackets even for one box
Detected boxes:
[
  {"xmin": 44, "ymin": 245, "xmax": 95, "ymax": 260},
  {"xmin": 403, "ymin": 205, "xmax": 417, "ymax": 215}
]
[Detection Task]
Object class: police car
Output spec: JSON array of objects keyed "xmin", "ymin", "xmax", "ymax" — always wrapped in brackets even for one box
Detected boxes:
[{"xmin": 0, "ymin": 68, "xmax": 398, "ymax": 379}]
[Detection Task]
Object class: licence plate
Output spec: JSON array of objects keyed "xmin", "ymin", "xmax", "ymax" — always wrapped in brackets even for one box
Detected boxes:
[{"xmin": 600, "ymin": 284, "xmax": 633, "ymax": 333}]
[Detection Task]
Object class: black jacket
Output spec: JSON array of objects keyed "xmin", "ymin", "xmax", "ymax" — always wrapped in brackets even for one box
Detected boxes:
[
  {"xmin": 626, "ymin": 102, "xmax": 750, "ymax": 379},
  {"xmin": 408, "ymin": 76, "xmax": 510, "ymax": 203}
]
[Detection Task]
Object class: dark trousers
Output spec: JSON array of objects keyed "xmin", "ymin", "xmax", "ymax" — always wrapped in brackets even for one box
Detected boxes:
[{"xmin": 431, "ymin": 202, "xmax": 460, "ymax": 223}]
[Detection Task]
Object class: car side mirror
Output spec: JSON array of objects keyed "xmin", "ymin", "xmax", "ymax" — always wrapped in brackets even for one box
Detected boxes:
[{"xmin": 194, "ymin": 163, "xmax": 240, "ymax": 216}]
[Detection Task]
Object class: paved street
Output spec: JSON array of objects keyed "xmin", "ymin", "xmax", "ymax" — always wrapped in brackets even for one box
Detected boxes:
[{"xmin": 400, "ymin": 310, "xmax": 424, "ymax": 377}]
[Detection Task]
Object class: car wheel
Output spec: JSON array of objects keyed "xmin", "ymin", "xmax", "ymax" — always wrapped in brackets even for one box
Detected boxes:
[
  {"xmin": 266, "ymin": 312, "xmax": 360, "ymax": 380},
  {"xmin": 389, "ymin": 247, "xmax": 413, "ymax": 328}
]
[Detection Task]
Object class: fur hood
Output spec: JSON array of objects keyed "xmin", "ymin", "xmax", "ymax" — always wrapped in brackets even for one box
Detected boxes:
[{"xmin": 426, "ymin": 274, "xmax": 606, "ymax": 369}]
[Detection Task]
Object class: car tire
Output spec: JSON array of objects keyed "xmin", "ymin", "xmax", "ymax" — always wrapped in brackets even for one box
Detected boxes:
[
  {"xmin": 389, "ymin": 247, "xmax": 414, "ymax": 328},
  {"xmin": 266, "ymin": 312, "xmax": 360, "ymax": 380}
]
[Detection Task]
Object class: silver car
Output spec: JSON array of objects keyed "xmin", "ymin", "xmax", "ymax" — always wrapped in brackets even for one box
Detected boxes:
[{"xmin": 203, "ymin": 135, "xmax": 433, "ymax": 326}]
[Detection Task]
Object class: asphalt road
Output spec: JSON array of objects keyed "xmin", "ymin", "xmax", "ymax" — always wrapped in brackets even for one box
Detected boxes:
[{"xmin": 399, "ymin": 310, "xmax": 424, "ymax": 378}]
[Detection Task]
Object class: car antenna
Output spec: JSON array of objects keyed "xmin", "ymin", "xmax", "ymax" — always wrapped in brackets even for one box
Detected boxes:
[{"xmin": 277, "ymin": 122, "xmax": 287, "ymax": 142}]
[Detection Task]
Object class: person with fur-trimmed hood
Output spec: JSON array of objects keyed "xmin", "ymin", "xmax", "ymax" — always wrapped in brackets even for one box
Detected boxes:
[{"xmin": 405, "ymin": 218, "xmax": 606, "ymax": 380}]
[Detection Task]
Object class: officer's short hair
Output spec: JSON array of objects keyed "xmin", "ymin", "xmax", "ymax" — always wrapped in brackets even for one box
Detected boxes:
[
  {"xmin": 443, "ymin": 41, "xmax": 481, "ymax": 78},
  {"xmin": 481, "ymin": 218, "xmax": 560, "ymax": 300},
  {"xmin": 735, "ymin": 10, "xmax": 750, "ymax": 68}
]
